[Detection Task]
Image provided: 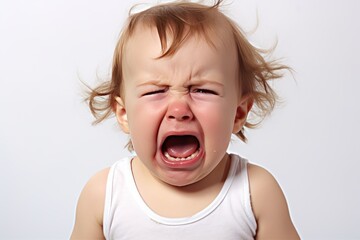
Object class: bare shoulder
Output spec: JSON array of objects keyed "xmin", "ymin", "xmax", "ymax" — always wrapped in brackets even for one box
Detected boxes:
[
  {"xmin": 247, "ymin": 163, "xmax": 300, "ymax": 240},
  {"xmin": 70, "ymin": 167, "xmax": 110, "ymax": 240}
]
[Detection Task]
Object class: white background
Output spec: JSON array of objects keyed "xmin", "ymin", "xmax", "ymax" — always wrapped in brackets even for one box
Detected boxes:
[{"xmin": 1, "ymin": 0, "xmax": 359, "ymax": 239}]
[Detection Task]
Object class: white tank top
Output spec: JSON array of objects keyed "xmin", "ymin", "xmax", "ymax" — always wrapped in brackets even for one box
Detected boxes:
[{"xmin": 103, "ymin": 154, "xmax": 257, "ymax": 240}]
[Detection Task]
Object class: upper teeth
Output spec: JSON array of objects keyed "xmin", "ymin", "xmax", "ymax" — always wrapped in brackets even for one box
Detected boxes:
[{"xmin": 164, "ymin": 149, "xmax": 200, "ymax": 161}]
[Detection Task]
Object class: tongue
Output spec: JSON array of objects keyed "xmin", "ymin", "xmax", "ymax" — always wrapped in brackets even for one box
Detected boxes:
[{"xmin": 163, "ymin": 135, "xmax": 199, "ymax": 158}]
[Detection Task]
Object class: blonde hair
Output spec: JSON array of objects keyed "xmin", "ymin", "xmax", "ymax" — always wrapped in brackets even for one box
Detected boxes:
[{"xmin": 86, "ymin": 0, "xmax": 289, "ymax": 150}]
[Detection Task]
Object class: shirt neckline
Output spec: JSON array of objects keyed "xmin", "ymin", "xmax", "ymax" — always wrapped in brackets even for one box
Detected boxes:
[{"xmin": 125, "ymin": 154, "xmax": 239, "ymax": 226}]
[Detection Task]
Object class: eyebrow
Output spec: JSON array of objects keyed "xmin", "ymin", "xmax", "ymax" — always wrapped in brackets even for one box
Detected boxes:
[
  {"xmin": 135, "ymin": 79, "xmax": 225, "ymax": 87},
  {"xmin": 135, "ymin": 80, "xmax": 167, "ymax": 87},
  {"xmin": 188, "ymin": 79, "xmax": 225, "ymax": 87}
]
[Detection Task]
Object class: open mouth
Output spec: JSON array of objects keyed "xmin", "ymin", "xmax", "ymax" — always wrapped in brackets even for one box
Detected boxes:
[{"xmin": 161, "ymin": 135, "xmax": 200, "ymax": 161}]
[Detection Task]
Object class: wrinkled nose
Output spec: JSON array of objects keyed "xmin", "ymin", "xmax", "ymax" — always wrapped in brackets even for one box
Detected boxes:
[{"xmin": 166, "ymin": 100, "xmax": 194, "ymax": 121}]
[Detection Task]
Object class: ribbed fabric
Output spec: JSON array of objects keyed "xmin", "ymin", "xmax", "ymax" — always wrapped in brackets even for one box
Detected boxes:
[{"xmin": 103, "ymin": 154, "xmax": 257, "ymax": 240}]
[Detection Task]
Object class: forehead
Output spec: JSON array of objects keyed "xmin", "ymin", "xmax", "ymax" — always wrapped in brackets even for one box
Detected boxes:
[
  {"xmin": 124, "ymin": 26, "xmax": 162, "ymax": 60},
  {"xmin": 123, "ymin": 25, "xmax": 237, "ymax": 67},
  {"xmin": 123, "ymin": 22, "xmax": 237, "ymax": 67}
]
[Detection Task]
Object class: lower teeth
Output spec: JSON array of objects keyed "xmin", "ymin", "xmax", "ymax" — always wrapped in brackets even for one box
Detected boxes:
[{"xmin": 164, "ymin": 149, "xmax": 199, "ymax": 161}]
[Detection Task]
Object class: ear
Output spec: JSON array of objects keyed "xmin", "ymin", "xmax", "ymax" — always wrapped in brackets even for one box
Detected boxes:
[
  {"xmin": 232, "ymin": 95, "xmax": 253, "ymax": 133},
  {"xmin": 115, "ymin": 97, "xmax": 130, "ymax": 134}
]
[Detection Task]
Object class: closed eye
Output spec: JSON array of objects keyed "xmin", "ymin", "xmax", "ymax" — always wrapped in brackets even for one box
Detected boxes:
[
  {"xmin": 142, "ymin": 88, "xmax": 167, "ymax": 96},
  {"xmin": 193, "ymin": 88, "xmax": 218, "ymax": 95}
]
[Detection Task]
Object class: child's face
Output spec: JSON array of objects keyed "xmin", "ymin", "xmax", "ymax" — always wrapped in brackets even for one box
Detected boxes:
[{"xmin": 116, "ymin": 25, "xmax": 250, "ymax": 186}]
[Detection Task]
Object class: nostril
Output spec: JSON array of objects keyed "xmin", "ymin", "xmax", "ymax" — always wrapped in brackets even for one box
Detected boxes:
[
  {"xmin": 182, "ymin": 115, "xmax": 190, "ymax": 120},
  {"xmin": 167, "ymin": 114, "xmax": 191, "ymax": 121}
]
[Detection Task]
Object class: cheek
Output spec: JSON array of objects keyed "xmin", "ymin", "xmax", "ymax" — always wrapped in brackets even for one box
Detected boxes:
[
  {"xmin": 196, "ymin": 102, "xmax": 236, "ymax": 147},
  {"xmin": 126, "ymin": 101, "xmax": 165, "ymax": 153}
]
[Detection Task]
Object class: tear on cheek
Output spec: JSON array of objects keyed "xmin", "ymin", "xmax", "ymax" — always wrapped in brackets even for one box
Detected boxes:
[{"xmin": 161, "ymin": 135, "xmax": 200, "ymax": 161}]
